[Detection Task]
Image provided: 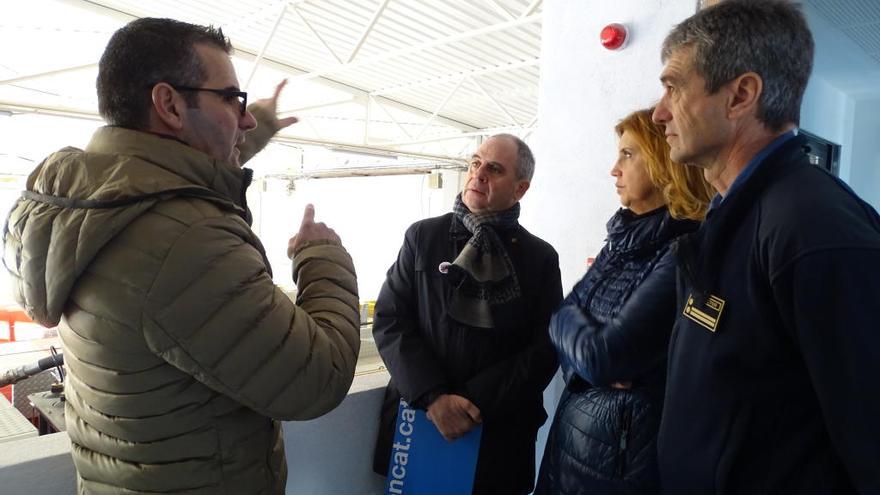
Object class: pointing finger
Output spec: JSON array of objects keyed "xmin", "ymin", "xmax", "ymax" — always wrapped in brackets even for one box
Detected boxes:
[
  {"xmin": 273, "ymin": 79, "xmax": 288, "ymax": 101},
  {"xmin": 277, "ymin": 115, "xmax": 298, "ymax": 130},
  {"xmin": 300, "ymin": 204, "xmax": 315, "ymax": 227}
]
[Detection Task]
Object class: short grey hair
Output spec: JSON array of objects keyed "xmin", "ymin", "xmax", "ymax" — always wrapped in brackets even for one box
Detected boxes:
[
  {"xmin": 491, "ymin": 133, "xmax": 535, "ymax": 181},
  {"xmin": 662, "ymin": 0, "xmax": 813, "ymax": 131}
]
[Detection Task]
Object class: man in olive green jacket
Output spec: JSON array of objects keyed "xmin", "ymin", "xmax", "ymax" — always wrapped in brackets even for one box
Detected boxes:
[{"xmin": 2, "ymin": 18, "xmax": 360, "ymax": 494}]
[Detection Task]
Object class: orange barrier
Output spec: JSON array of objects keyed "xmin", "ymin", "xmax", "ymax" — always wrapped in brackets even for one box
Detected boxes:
[{"xmin": 0, "ymin": 307, "xmax": 32, "ymax": 343}]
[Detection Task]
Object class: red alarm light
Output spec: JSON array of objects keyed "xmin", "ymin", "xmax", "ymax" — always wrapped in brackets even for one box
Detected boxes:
[{"xmin": 600, "ymin": 23, "xmax": 628, "ymax": 50}]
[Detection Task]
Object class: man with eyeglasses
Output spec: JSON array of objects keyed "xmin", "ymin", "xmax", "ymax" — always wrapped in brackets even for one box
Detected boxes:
[
  {"xmin": 372, "ymin": 134, "xmax": 562, "ymax": 495},
  {"xmin": 2, "ymin": 17, "xmax": 360, "ymax": 495}
]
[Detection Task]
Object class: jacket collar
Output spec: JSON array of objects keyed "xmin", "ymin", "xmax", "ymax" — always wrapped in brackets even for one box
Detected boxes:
[
  {"xmin": 708, "ymin": 130, "xmax": 797, "ymax": 211},
  {"xmin": 605, "ymin": 206, "xmax": 697, "ymax": 259},
  {"xmin": 676, "ymin": 134, "xmax": 809, "ymax": 298},
  {"xmin": 85, "ymin": 126, "xmax": 249, "ymax": 205}
]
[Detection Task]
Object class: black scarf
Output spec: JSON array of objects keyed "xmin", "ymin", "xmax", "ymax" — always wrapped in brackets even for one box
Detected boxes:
[{"xmin": 441, "ymin": 193, "xmax": 521, "ymax": 328}]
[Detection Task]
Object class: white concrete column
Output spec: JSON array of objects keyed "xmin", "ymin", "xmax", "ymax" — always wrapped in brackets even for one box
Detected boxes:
[{"xmin": 522, "ymin": 0, "xmax": 697, "ymax": 292}]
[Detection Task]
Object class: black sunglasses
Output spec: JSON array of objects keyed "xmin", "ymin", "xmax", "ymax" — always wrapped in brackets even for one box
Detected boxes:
[{"xmin": 171, "ymin": 85, "xmax": 248, "ymax": 116}]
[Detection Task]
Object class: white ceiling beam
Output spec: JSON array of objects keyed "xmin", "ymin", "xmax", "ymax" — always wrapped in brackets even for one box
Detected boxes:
[
  {"xmin": 372, "ymin": 96, "xmax": 413, "ymax": 141},
  {"xmin": 228, "ymin": 0, "xmax": 289, "ymax": 32},
  {"xmin": 268, "ymin": 163, "xmax": 466, "ymax": 181},
  {"xmin": 370, "ymin": 57, "xmax": 539, "ymax": 96},
  {"xmin": 300, "ymin": 117, "xmax": 325, "ymax": 140},
  {"xmin": 522, "ymin": 116, "xmax": 538, "ymax": 138},
  {"xmin": 281, "ymin": 96, "xmax": 355, "ymax": 113},
  {"xmin": 291, "ymin": 13, "xmax": 541, "ymax": 83},
  {"xmin": 469, "ymin": 76, "xmax": 520, "ymax": 127},
  {"xmin": 0, "ymin": 99, "xmax": 474, "ymax": 160},
  {"xmin": 362, "ymin": 96, "xmax": 371, "ymax": 145},
  {"xmin": 0, "ymin": 100, "xmax": 102, "ymax": 121},
  {"xmin": 270, "ymin": 134, "xmax": 465, "ymax": 165},
  {"xmin": 45, "ymin": 0, "xmax": 482, "ymax": 133},
  {"xmin": 521, "ymin": 0, "xmax": 543, "ymax": 18},
  {"xmin": 414, "ymin": 78, "xmax": 466, "ymax": 140},
  {"xmin": 244, "ymin": 2, "xmax": 289, "ymax": 90},
  {"xmin": 484, "ymin": 0, "xmax": 515, "ymax": 20},
  {"xmin": 383, "ymin": 126, "xmax": 526, "ymax": 147},
  {"xmin": 237, "ymin": 52, "xmax": 478, "ymax": 131},
  {"xmin": 0, "ymin": 63, "xmax": 97, "ymax": 86},
  {"xmin": 56, "ymin": 0, "xmax": 136, "ymax": 22},
  {"xmin": 292, "ymin": 5, "xmax": 344, "ymax": 64},
  {"xmin": 346, "ymin": 0, "xmax": 391, "ymax": 63}
]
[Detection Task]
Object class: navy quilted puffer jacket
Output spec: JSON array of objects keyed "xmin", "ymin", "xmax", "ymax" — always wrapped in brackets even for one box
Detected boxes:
[{"xmin": 535, "ymin": 207, "xmax": 698, "ymax": 495}]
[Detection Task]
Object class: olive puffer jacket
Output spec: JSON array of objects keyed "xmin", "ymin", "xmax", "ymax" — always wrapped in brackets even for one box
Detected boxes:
[{"xmin": 2, "ymin": 114, "xmax": 360, "ymax": 494}]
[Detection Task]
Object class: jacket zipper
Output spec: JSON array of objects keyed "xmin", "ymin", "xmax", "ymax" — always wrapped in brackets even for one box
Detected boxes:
[{"xmin": 617, "ymin": 405, "xmax": 632, "ymax": 478}]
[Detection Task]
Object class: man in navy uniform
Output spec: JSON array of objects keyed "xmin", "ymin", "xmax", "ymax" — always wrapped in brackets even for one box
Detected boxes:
[{"xmin": 653, "ymin": 1, "xmax": 880, "ymax": 493}]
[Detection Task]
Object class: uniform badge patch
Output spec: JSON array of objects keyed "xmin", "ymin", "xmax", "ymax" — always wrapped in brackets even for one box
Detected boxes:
[{"xmin": 683, "ymin": 293, "xmax": 725, "ymax": 332}]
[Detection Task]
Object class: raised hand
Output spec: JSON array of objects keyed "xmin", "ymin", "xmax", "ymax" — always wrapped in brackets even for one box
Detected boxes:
[
  {"xmin": 288, "ymin": 204, "xmax": 341, "ymax": 258},
  {"xmin": 251, "ymin": 79, "xmax": 298, "ymax": 130}
]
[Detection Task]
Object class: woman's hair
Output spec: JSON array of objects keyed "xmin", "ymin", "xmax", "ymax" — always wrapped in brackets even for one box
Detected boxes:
[{"xmin": 615, "ymin": 108, "xmax": 713, "ymax": 220}]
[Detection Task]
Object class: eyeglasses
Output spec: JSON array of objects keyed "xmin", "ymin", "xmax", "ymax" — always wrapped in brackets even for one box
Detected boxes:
[{"xmin": 171, "ymin": 85, "xmax": 248, "ymax": 116}]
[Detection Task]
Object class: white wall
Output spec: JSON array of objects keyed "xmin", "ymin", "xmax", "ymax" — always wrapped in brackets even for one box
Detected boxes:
[
  {"xmin": 848, "ymin": 97, "xmax": 880, "ymax": 210},
  {"xmin": 523, "ymin": 0, "xmax": 695, "ymax": 296},
  {"xmin": 801, "ymin": 1, "xmax": 880, "ymax": 208},
  {"xmin": 800, "ymin": 75, "xmax": 853, "ymax": 180}
]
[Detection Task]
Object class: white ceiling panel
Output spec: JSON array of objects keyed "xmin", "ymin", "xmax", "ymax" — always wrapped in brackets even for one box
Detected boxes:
[{"xmin": 2, "ymin": 0, "xmax": 543, "ymax": 156}]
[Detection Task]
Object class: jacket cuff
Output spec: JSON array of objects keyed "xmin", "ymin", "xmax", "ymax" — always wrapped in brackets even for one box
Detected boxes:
[
  {"xmin": 290, "ymin": 241, "xmax": 355, "ymax": 285},
  {"xmin": 457, "ymin": 384, "xmax": 483, "ymax": 414},
  {"xmin": 412, "ymin": 386, "xmax": 449, "ymax": 410},
  {"xmin": 290, "ymin": 239, "xmax": 343, "ymax": 259},
  {"xmin": 239, "ymin": 105, "xmax": 280, "ymax": 164}
]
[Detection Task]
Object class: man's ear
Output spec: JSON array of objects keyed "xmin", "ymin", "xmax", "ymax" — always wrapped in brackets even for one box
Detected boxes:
[
  {"xmin": 726, "ymin": 72, "xmax": 762, "ymax": 120},
  {"xmin": 151, "ymin": 83, "xmax": 186, "ymax": 131},
  {"xmin": 514, "ymin": 179, "xmax": 530, "ymax": 201}
]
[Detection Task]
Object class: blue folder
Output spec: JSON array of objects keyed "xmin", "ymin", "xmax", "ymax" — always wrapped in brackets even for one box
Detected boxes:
[{"xmin": 385, "ymin": 399, "xmax": 482, "ymax": 495}]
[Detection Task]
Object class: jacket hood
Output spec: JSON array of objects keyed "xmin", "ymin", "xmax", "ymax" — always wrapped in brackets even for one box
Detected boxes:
[{"xmin": 2, "ymin": 126, "xmax": 249, "ymax": 327}]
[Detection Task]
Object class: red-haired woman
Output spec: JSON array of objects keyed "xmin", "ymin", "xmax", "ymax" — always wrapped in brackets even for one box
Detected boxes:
[{"xmin": 535, "ymin": 108, "xmax": 712, "ymax": 495}]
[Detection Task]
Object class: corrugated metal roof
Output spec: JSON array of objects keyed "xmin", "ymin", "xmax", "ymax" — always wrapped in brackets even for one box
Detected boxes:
[
  {"xmin": 807, "ymin": 0, "xmax": 880, "ymax": 65},
  {"xmin": 1, "ymin": 0, "xmax": 543, "ymax": 156}
]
